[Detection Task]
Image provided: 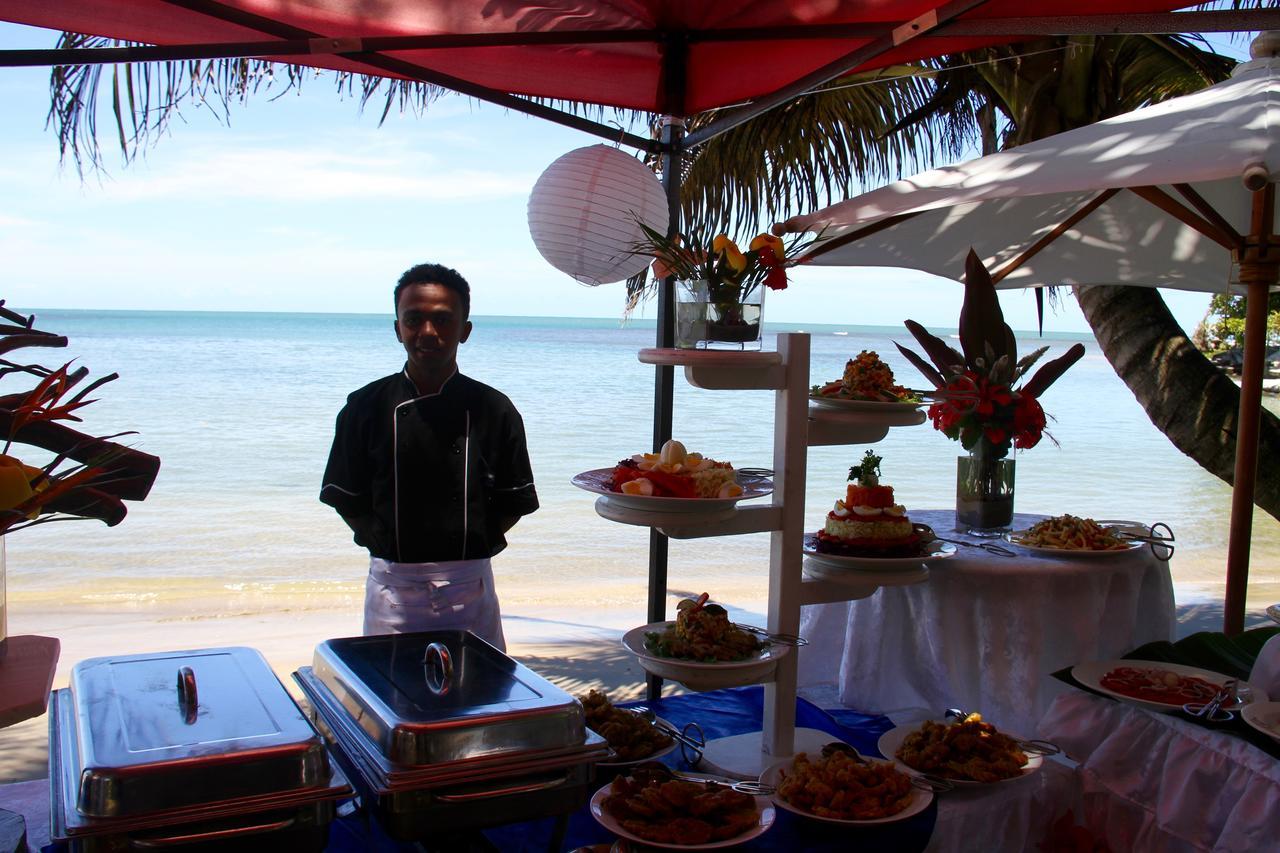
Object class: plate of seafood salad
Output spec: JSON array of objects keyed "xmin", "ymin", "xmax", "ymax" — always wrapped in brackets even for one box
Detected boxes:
[
  {"xmin": 646, "ymin": 595, "xmax": 768, "ymax": 661},
  {"xmin": 571, "ymin": 439, "xmax": 772, "ymax": 512},
  {"xmin": 1006, "ymin": 514, "xmax": 1142, "ymax": 555},
  {"xmin": 810, "ymin": 350, "xmax": 922, "ymax": 412},
  {"xmin": 760, "ymin": 745, "xmax": 931, "ymax": 826},
  {"xmin": 622, "ymin": 595, "xmax": 789, "ymax": 691},
  {"xmin": 877, "ymin": 713, "xmax": 1041, "ymax": 785},
  {"xmin": 590, "ymin": 763, "xmax": 774, "ymax": 850},
  {"xmin": 1071, "ymin": 659, "xmax": 1256, "ymax": 714},
  {"xmin": 581, "ymin": 689, "xmax": 676, "ymax": 766}
]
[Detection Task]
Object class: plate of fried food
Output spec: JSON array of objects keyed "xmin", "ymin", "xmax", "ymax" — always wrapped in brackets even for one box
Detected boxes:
[
  {"xmin": 590, "ymin": 764, "xmax": 775, "ymax": 850},
  {"xmin": 1005, "ymin": 514, "xmax": 1142, "ymax": 556},
  {"xmin": 760, "ymin": 745, "xmax": 932, "ymax": 826},
  {"xmin": 581, "ymin": 690, "xmax": 676, "ymax": 767},
  {"xmin": 622, "ymin": 595, "xmax": 789, "ymax": 691},
  {"xmin": 877, "ymin": 713, "xmax": 1042, "ymax": 785}
]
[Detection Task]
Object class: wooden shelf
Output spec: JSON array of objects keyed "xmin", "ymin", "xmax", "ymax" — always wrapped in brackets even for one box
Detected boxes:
[
  {"xmin": 637, "ymin": 348, "xmax": 784, "ymax": 390},
  {"xmin": 0, "ymin": 635, "xmax": 60, "ymax": 729}
]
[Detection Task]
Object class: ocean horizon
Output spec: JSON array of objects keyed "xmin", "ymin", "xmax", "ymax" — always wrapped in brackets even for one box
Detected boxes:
[{"xmin": 5, "ymin": 308, "xmax": 1276, "ymax": 617}]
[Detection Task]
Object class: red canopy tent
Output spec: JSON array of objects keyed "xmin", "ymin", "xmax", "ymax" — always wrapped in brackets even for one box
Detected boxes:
[{"xmin": 2, "ymin": 1, "xmax": 1276, "ymax": 694}]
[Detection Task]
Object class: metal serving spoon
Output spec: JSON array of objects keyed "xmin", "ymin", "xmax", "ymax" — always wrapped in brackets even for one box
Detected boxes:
[
  {"xmin": 942, "ymin": 708, "xmax": 1061, "ymax": 756},
  {"xmin": 820, "ymin": 741, "xmax": 954, "ymax": 793}
]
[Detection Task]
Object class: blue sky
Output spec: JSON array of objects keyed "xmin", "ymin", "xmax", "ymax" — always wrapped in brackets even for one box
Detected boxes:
[{"xmin": 0, "ymin": 21, "xmax": 1234, "ymax": 333}]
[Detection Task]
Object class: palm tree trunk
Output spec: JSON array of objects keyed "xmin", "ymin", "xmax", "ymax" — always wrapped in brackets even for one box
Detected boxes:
[{"xmin": 1074, "ymin": 283, "xmax": 1280, "ymax": 521}]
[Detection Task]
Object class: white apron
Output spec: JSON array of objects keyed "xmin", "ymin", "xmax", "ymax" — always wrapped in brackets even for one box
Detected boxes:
[{"xmin": 363, "ymin": 557, "xmax": 506, "ymax": 652}]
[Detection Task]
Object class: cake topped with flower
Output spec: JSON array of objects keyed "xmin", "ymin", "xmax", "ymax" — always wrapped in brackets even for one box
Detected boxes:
[
  {"xmin": 611, "ymin": 439, "xmax": 742, "ymax": 499},
  {"xmin": 812, "ymin": 350, "xmax": 920, "ymax": 404},
  {"xmin": 815, "ymin": 451, "xmax": 923, "ymax": 557}
]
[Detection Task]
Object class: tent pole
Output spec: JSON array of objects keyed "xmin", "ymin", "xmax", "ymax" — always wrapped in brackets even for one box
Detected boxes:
[
  {"xmin": 1224, "ymin": 183, "xmax": 1277, "ymax": 634},
  {"xmin": 645, "ymin": 116, "xmax": 681, "ymax": 700}
]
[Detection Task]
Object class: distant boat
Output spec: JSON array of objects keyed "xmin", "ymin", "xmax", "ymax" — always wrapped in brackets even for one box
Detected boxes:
[{"xmin": 833, "ymin": 331, "xmax": 849, "ymax": 336}]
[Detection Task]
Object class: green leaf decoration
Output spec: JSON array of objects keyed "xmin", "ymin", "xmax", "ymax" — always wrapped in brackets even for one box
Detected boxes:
[
  {"xmin": 894, "ymin": 341, "xmax": 946, "ymax": 389},
  {"xmin": 1021, "ymin": 343, "xmax": 1086, "ymax": 398},
  {"xmin": 958, "ymin": 250, "xmax": 1017, "ymax": 374}
]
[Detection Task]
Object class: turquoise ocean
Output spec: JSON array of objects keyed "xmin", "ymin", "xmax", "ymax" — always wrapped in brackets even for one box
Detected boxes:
[{"xmin": 7, "ymin": 309, "xmax": 1279, "ymax": 616}]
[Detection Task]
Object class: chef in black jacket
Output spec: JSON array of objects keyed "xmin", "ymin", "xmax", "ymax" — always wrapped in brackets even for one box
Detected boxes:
[{"xmin": 320, "ymin": 263, "xmax": 539, "ymax": 650}]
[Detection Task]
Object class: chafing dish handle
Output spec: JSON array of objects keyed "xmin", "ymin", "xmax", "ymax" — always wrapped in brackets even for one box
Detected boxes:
[
  {"xmin": 434, "ymin": 772, "xmax": 573, "ymax": 803},
  {"xmin": 176, "ymin": 666, "xmax": 198, "ymax": 724},
  {"xmin": 127, "ymin": 815, "xmax": 296, "ymax": 848},
  {"xmin": 423, "ymin": 641, "xmax": 454, "ymax": 696}
]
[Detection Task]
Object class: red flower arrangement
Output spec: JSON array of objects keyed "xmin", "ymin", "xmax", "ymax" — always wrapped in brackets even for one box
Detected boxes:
[{"xmin": 898, "ymin": 251, "xmax": 1084, "ymax": 458}]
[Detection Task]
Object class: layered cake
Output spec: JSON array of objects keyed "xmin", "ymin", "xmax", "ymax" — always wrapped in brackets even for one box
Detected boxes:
[
  {"xmin": 815, "ymin": 451, "xmax": 923, "ymax": 557},
  {"xmin": 611, "ymin": 439, "xmax": 742, "ymax": 499}
]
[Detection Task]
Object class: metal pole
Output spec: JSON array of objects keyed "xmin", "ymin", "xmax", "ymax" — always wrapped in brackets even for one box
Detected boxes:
[{"xmin": 645, "ymin": 115, "xmax": 684, "ymax": 700}]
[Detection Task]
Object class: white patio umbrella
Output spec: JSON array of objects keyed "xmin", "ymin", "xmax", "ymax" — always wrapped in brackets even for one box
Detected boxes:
[{"xmin": 776, "ymin": 34, "xmax": 1280, "ymax": 634}]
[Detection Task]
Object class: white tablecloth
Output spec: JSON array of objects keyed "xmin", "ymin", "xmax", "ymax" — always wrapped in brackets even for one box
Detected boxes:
[
  {"xmin": 1038, "ymin": 691, "xmax": 1280, "ymax": 852},
  {"xmin": 797, "ymin": 510, "xmax": 1176, "ymax": 735}
]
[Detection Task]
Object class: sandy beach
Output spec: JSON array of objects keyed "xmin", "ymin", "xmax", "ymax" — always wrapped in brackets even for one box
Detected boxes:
[{"xmin": 3, "ymin": 579, "xmax": 1275, "ymax": 786}]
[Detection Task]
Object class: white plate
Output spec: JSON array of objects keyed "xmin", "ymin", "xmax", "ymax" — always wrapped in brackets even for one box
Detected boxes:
[
  {"xmin": 571, "ymin": 467, "xmax": 772, "ymax": 512},
  {"xmin": 808, "ymin": 394, "xmax": 922, "ymax": 413},
  {"xmin": 802, "ymin": 534, "xmax": 956, "ymax": 571},
  {"xmin": 1070, "ymin": 659, "xmax": 1258, "ymax": 714},
  {"xmin": 589, "ymin": 775, "xmax": 775, "ymax": 850},
  {"xmin": 1241, "ymin": 701, "xmax": 1280, "ymax": 742},
  {"xmin": 802, "ymin": 559, "xmax": 928, "ymax": 587},
  {"xmin": 596, "ymin": 714, "xmax": 679, "ymax": 768},
  {"xmin": 622, "ymin": 622, "xmax": 789, "ymax": 692},
  {"xmin": 876, "ymin": 722, "xmax": 1043, "ymax": 786},
  {"xmin": 1004, "ymin": 528, "xmax": 1143, "ymax": 557},
  {"xmin": 760, "ymin": 757, "xmax": 932, "ymax": 825},
  {"xmin": 1268, "ymin": 604, "xmax": 1280, "ymax": 625}
]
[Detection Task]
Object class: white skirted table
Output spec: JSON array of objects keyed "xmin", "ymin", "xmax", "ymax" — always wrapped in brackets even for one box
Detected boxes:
[
  {"xmin": 796, "ymin": 510, "xmax": 1175, "ymax": 735},
  {"xmin": 1037, "ymin": 690, "xmax": 1280, "ymax": 852}
]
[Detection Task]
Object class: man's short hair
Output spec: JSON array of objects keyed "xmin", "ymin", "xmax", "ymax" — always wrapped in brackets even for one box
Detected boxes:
[{"xmin": 395, "ymin": 263, "xmax": 471, "ymax": 318}]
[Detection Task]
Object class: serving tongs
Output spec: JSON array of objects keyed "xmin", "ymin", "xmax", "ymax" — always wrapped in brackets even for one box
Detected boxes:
[
  {"xmin": 916, "ymin": 524, "xmax": 1015, "ymax": 557},
  {"xmin": 1182, "ymin": 679, "xmax": 1239, "ymax": 723},
  {"xmin": 629, "ymin": 706, "xmax": 707, "ymax": 764},
  {"xmin": 629, "ymin": 762, "xmax": 774, "ymax": 795},
  {"xmin": 1102, "ymin": 520, "xmax": 1175, "ymax": 560}
]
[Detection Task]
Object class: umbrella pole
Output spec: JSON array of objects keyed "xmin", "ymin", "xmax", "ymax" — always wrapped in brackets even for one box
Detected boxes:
[{"xmin": 1224, "ymin": 184, "xmax": 1277, "ymax": 634}]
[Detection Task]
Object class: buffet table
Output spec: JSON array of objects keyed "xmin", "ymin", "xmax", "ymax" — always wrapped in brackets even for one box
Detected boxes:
[
  {"xmin": 797, "ymin": 510, "xmax": 1176, "ymax": 735},
  {"xmin": 1038, "ymin": 690, "xmax": 1280, "ymax": 852}
]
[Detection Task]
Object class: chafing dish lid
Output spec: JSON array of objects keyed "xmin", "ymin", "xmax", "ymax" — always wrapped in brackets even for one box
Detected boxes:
[
  {"xmin": 311, "ymin": 631, "xmax": 586, "ymax": 765},
  {"xmin": 68, "ymin": 646, "xmax": 329, "ymax": 818}
]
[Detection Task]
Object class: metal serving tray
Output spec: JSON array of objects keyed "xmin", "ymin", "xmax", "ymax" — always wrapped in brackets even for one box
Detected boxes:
[
  {"xmin": 311, "ymin": 630, "xmax": 587, "ymax": 765},
  {"xmin": 66, "ymin": 647, "xmax": 331, "ymax": 818},
  {"xmin": 48, "ymin": 689, "xmax": 351, "ymax": 849},
  {"xmin": 295, "ymin": 667, "xmax": 609, "ymax": 791}
]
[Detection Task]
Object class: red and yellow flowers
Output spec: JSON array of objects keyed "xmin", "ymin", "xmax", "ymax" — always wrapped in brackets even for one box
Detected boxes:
[
  {"xmin": 632, "ymin": 222, "xmax": 821, "ymax": 305},
  {"xmin": 899, "ymin": 251, "xmax": 1084, "ymax": 458}
]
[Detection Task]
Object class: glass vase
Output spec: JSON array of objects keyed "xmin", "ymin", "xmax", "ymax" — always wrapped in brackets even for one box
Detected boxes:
[
  {"xmin": 956, "ymin": 444, "xmax": 1016, "ymax": 537},
  {"xmin": 674, "ymin": 280, "xmax": 764, "ymax": 351}
]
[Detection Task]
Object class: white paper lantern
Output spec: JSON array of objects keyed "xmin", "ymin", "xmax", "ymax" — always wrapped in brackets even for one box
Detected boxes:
[{"xmin": 527, "ymin": 144, "xmax": 669, "ymax": 285}]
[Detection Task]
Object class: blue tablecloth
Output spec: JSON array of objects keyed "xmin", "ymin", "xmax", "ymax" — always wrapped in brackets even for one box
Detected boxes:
[{"xmin": 326, "ymin": 686, "xmax": 935, "ymax": 852}]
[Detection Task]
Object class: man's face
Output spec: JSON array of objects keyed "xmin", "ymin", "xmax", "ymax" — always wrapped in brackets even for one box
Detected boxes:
[{"xmin": 394, "ymin": 283, "xmax": 472, "ymax": 376}]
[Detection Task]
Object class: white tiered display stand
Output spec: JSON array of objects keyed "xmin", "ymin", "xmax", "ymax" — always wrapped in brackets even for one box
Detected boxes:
[{"xmin": 601, "ymin": 332, "xmax": 927, "ymax": 779}]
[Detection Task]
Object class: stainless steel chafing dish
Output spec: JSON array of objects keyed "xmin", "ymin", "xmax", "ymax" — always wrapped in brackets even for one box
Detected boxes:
[
  {"xmin": 48, "ymin": 646, "xmax": 352, "ymax": 852},
  {"xmin": 294, "ymin": 630, "xmax": 610, "ymax": 840}
]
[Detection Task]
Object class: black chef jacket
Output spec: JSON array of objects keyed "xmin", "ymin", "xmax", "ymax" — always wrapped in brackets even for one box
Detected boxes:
[{"xmin": 320, "ymin": 368, "xmax": 539, "ymax": 563}]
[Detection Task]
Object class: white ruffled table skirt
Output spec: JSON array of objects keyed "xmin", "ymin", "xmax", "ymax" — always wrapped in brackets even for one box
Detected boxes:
[
  {"xmin": 797, "ymin": 510, "xmax": 1176, "ymax": 736},
  {"xmin": 1038, "ymin": 691, "xmax": 1280, "ymax": 852}
]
